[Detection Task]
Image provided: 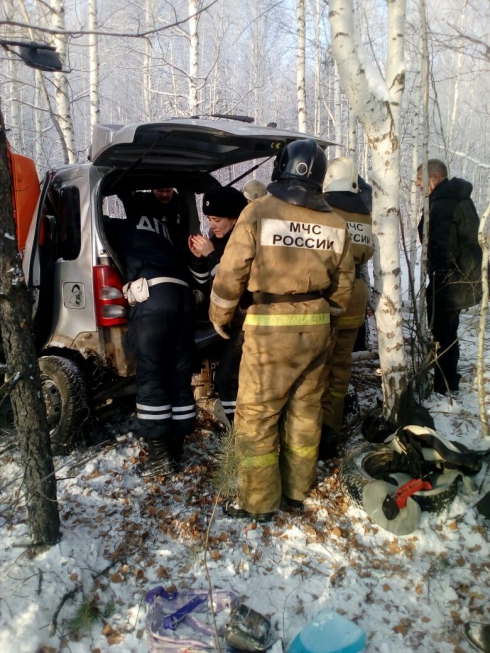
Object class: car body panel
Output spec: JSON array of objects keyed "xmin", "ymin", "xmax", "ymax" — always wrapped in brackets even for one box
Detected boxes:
[{"xmin": 91, "ymin": 119, "xmax": 334, "ymax": 171}]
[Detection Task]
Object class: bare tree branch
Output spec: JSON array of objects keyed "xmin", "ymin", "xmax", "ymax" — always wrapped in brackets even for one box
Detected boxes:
[{"xmin": 0, "ymin": 0, "xmax": 219, "ymax": 39}]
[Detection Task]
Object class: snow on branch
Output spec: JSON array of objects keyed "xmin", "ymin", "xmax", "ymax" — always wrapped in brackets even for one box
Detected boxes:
[
  {"xmin": 433, "ymin": 144, "xmax": 490, "ymax": 170},
  {"xmin": 0, "ymin": 1, "xmax": 219, "ymax": 39}
]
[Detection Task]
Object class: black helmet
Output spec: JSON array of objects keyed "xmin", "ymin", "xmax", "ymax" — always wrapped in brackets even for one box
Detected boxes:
[{"xmin": 271, "ymin": 138, "xmax": 327, "ymax": 190}]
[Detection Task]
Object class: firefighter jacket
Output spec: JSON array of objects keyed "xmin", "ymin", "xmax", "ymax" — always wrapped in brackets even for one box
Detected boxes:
[
  {"xmin": 209, "ymin": 194, "xmax": 355, "ymax": 332},
  {"xmin": 326, "ymin": 186, "xmax": 374, "ymax": 330}
]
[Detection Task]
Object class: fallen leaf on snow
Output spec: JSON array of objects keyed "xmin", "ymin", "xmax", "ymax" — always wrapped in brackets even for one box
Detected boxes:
[
  {"xmin": 156, "ymin": 566, "xmax": 169, "ymax": 579},
  {"xmin": 110, "ymin": 573, "xmax": 124, "ymax": 583},
  {"xmin": 394, "ymin": 624, "xmax": 408, "ymax": 636}
]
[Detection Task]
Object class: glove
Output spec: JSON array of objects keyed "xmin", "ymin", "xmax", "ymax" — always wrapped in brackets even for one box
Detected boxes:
[{"xmin": 212, "ymin": 322, "xmax": 230, "ymax": 340}]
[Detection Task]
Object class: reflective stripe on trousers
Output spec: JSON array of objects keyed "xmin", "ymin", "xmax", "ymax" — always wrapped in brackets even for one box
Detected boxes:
[{"xmin": 235, "ymin": 328, "xmax": 329, "ymax": 514}]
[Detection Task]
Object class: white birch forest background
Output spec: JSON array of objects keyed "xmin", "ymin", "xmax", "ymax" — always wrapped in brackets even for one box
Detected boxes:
[{"xmin": 1, "ymin": 0, "xmax": 489, "ymax": 212}]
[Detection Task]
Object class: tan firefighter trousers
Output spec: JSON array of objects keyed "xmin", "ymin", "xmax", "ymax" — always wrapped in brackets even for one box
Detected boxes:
[
  {"xmin": 322, "ymin": 326, "xmax": 359, "ymax": 433},
  {"xmin": 234, "ymin": 328, "xmax": 330, "ymax": 514}
]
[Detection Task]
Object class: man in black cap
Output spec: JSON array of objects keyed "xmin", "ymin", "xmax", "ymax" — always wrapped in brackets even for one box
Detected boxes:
[{"xmin": 189, "ymin": 186, "xmax": 249, "ymax": 424}]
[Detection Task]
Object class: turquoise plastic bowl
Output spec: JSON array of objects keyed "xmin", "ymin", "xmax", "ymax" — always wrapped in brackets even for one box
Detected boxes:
[{"xmin": 288, "ymin": 609, "xmax": 366, "ymax": 653}]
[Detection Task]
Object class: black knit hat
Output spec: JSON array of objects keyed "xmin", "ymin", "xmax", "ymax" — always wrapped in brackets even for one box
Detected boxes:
[{"xmin": 202, "ymin": 186, "xmax": 248, "ymax": 219}]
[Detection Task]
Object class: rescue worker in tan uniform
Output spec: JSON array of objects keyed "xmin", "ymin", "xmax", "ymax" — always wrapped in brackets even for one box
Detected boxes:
[
  {"xmin": 209, "ymin": 139, "xmax": 355, "ymax": 521},
  {"xmin": 319, "ymin": 157, "xmax": 374, "ymax": 459}
]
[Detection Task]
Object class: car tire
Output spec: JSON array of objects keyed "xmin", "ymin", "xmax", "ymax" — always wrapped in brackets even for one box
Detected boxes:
[
  {"xmin": 39, "ymin": 355, "xmax": 90, "ymax": 455},
  {"xmin": 339, "ymin": 442, "xmax": 460, "ymax": 514}
]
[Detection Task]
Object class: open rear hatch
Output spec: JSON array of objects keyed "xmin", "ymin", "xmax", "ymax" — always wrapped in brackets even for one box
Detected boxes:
[{"xmin": 91, "ymin": 118, "xmax": 333, "ymax": 172}]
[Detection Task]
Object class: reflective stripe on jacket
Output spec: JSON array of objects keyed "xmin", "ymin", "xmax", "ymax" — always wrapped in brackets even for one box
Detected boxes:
[{"xmin": 209, "ymin": 194, "xmax": 355, "ymax": 331}]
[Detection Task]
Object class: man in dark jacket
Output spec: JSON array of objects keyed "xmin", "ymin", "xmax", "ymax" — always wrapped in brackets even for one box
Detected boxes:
[{"xmin": 417, "ymin": 159, "xmax": 483, "ymax": 395}]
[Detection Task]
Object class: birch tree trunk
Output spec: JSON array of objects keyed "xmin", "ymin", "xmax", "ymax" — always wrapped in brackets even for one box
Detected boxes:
[
  {"xmin": 418, "ymin": 0, "xmax": 430, "ymax": 340},
  {"xmin": 0, "ymin": 110, "xmax": 61, "ymax": 546},
  {"xmin": 34, "ymin": 74, "xmax": 43, "ymax": 168},
  {"xmin": 296, "ymin": 0, "xmax": 307, "ymax": 133},
  {"xmin": 448, "ymin": 0, "xmax": 468, "ymax": 147},
  {"xmin": 409, "ymin": 79, "xmax": 421, "ymax": 282},
  {"xmin": 50, "ymin": 0, "xmax": 77, "ymax": 163},
  {"xmin": 477, "ymin": 201, "xmax": 490, "ymax": 437},
  {"xmin": 4, "ymin": 0, "xmax": 22, "ymax": 153},
  {"xmin": 88, "ymin": 0, "xmax": 100, "ymax": 133},
  {"xmin": 329, "ymin": 0, "xmax": 408, "ymax": 419},
  {"xmin": 334, "ymin": 61, "xmax": 342, "ymax": 157},
  {"xmin": 314, "ymin": 0, "xmax": 321, "ymax": 135},
  {"xmin": 142, "ymin": 0, "xmax": 154, "ymax": 121},
  {"xmin": 188, "ymin": 0, "xmax": 199, "ymax": 115},
  {"xmin": 19, "ymin": 0, "xmax": 68, "ymax": 164},
  {"xmin": 348, "ymin": 107, "xmax": 357, "ymax": 156}
]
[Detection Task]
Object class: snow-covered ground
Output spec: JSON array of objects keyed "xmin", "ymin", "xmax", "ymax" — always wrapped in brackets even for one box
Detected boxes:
[{"xmin": 0, "ymin": 311, "xmax": 489, "ymax": 653}]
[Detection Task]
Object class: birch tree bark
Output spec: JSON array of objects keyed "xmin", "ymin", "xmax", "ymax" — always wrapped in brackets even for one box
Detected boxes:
[
  {"xmin": 4, "ymin": 0, "xmax": 22, "ymax": 153},
  {"xmin": 409, "ymin": 62, "xmax": 421, "ymax": 280},
  {"xmin": 314, "ymin": 0, "xmax": 321, "ymax": 136},
  {"xmin": 477, "ymin": 201, "xmax": 490, "ymax": 437},
  {"xmin": 334, "ymin": 61, "xmax": 342, "ymax": 157},
  {"xmin": 448, "ymin": 0, "xmax": 468, "ymax": 147},
  {"xmin": 88, "ymin": 0, "xmax": 100, "ymax": 133},
  {"xmin": 188, "ymin": 0, "xmax": 199, "ymax": 115},
  {"xmin": 17, "ymin": 0, "xmax": 67, "ymax": 166},
  {"xmin": 49, "ymin": 0, "xmax": 77, "ymax": 163},
  {"xmin": 296, "ymin": 0, "xmax": 307, "ymax": 133},
  {"xmin": 142, "ymin": 0, "xmax": 154, "ymax": 121},
  {"xmin": 418, "ymin": 0, "xmax": 430, "ymax": 345},
  {"xmin": 0, "ymin": 109, "xmax": 61, "ymax": 546},
  {"xmin": 348, "ymin": 107, "xmax": 357, "ymax": 156},
  {"xmin": 329, "ymin": 0, "xmax": 408, "ymax": 418}
]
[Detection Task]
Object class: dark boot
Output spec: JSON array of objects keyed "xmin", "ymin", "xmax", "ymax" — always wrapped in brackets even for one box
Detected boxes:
[
  {"xmin": 318, "ymin": 424, "xmax": 340, "ymax": 461},
  {"xmin": 138, "ymin": 438, "xmax": 174, "ymax": 478},
  {"xmin": 222, "ymin": 498, "xmax": 275, "ymax": 523},
  {"xmin": 282, "ymin": 496, "xmax": 304, "ymax": 512},
  {"xmin": 168, "ymin": 438, "xmax": 184, "ymax": 468}
]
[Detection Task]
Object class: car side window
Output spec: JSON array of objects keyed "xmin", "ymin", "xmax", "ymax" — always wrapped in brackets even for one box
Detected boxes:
[{"xmin": 57, "ymin": 186, "xmax": 81, "ymax": 260}]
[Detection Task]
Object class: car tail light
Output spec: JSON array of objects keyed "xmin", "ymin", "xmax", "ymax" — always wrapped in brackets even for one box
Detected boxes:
[{"xmin": 93, "ymin": 265, "xmax": 128, "ymax": 326}]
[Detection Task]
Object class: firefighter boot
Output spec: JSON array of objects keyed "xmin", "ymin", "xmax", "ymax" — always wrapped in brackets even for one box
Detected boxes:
[
  {"xmin": 138, "ymin": 438, "xmax": 174, "ymax": 478},
  {"xmin": 222, "ymin": 498, "xmax": 276, "ymax": 523}
]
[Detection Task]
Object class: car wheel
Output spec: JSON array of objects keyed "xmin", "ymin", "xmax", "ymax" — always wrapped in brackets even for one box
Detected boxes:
[
  {"xmin": 339, "ymin": 442, "xmax": 460, "ymax": 514},
  {"xmin": 39, "ymin": 355, "xmax": 90, "ymax": 455}
]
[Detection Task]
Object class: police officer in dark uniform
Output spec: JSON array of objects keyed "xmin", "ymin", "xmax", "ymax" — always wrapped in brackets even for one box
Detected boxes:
[
  {"xmin": 107, "ymin": 187, "xmax": 196, "ymax": 477},
  {"xmin": 189, "ymin": 186, "xmax": 249, "ymax": 424}
]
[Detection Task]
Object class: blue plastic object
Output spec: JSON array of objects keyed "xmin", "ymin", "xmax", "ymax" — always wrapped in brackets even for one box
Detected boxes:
[{"xmin": 288, "ymin": 609, "xmax": 366, "ymax": 653}]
